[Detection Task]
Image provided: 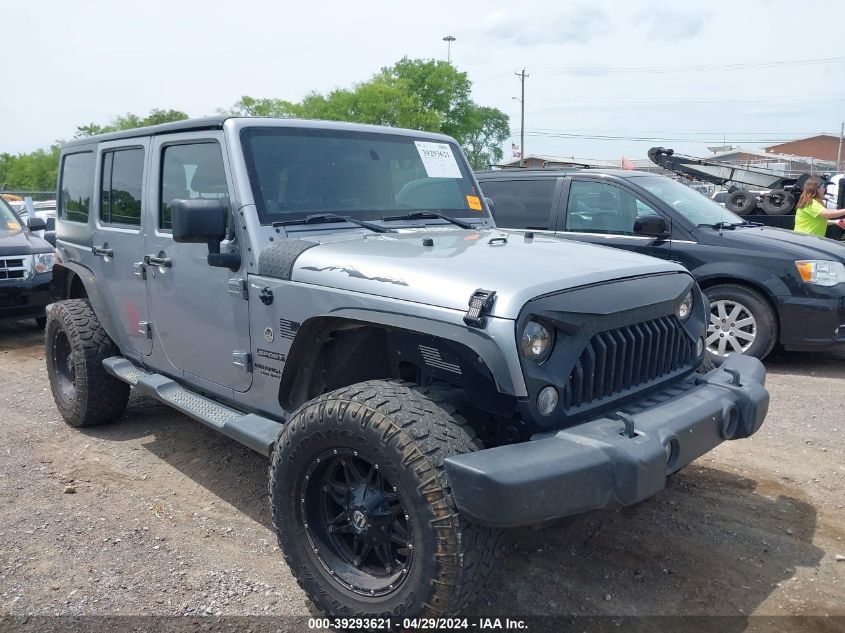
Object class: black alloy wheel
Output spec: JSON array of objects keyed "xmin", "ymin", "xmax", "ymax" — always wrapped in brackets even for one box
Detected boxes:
[{"xmin": 301, "ymin": 448, "xmax": 413, "ymax": 597}]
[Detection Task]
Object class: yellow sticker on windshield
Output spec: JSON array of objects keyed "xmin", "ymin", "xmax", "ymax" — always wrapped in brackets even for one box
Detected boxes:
[
  {"xmin": 7, "ymin": 221, "xmax": 20, "ymax": 230},
  {"xmin": 466, "ymin": 195, "xmax": 483, "ymax": 211}
]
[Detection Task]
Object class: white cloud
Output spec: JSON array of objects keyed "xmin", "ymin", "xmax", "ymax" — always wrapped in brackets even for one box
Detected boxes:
[{"xmin": 479, "ymin": 6, "xmax": 608, "ymax": 46}]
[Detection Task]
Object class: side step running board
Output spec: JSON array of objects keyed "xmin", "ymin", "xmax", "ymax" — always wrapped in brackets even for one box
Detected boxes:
[{"xmin": 102, "ymin": 357, "xmax": 283, "ymax": 457}]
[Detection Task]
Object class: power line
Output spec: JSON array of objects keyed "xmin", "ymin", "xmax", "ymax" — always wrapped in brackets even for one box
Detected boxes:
[
  {"xmin": 526, "ymin": 94, "xmax": 845, "ymax": 105},
  {"xmin": 516, "ymin": 130, "xmax": 833, "ymax": 144},
  {"xmin": 527, "ymin": 128, "xmax": 839, "ymax": 136},
  {"xmin": 532, "ymin": 56, "xmax": 845, "ymax": 76}
]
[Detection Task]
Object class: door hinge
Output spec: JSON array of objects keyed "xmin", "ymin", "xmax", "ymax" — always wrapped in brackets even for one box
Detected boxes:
[
  {"xmin": 133, "ymin": 262, "xmax": 147, "ymax": 280},
  {"xmin": 232, "ymin": 351, "xmax": 252, "ymax": 373},
  {"xmin": 138, "ymin": 321, "xmax": 152, "ymax": 339},
  {"xmin": 227, "ymin": 278, "xmax": 248, "ymax": 300}
]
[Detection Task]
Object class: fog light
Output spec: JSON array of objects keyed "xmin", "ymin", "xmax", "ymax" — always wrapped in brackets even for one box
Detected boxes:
[
  {"xmin": 696, "ymin": 337, "xmax": 705, "ymax": 357},
  {"xmin": 537, "ymin": 386, "xmax": 558, "ymax": 416}
]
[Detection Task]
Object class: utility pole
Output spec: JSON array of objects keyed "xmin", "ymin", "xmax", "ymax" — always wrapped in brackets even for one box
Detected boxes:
[
  {"xmin": 837, "ymin": 121, "xmax": 844, "ymax": 172},
  {"xmin": 515, "ymin": 68, "xmax": 529, "ymax": 167},
  {"xmin": 443, "ymin": 35, "xmax": 456, "ymax": 64}
]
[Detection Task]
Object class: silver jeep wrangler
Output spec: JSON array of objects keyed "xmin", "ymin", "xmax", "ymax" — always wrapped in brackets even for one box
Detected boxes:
[{"xmin": 46, "ymin": 117, "xmax": 769, "ymax": 618}]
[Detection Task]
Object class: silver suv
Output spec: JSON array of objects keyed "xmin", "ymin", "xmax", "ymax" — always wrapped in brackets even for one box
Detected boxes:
[{"xmin": 46, "ymin": 117, "xmax": 769, "ymax": 618}]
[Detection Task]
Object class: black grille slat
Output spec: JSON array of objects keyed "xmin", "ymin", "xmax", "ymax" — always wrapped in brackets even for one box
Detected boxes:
[
  {"xmin": 582, "ymin": 344, "xmax": 595, "ymax": 406},
  {"xmin": 603, "ymin": 333, "xmax": 617, "ymax": 395},
  {"xmin": 593, "ymin": 336, "xmax": 608, "ymax": 400},
  {"xmin": 621, "ymin": 327, "xmax": 636, "ymax": 388},
  {"xmin": 563, "ymin": 315, "xmax": 694, "ymax": 412},
  {"xmin": 652, "ymin": 320, "xmax": 665, "ymax": 376},
  {"xmin": 612, "ymin": 330, "xmax": 627, "ymax": 394}
]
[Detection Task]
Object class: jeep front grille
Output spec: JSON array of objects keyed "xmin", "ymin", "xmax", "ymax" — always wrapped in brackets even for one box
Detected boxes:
[
  {"xmin": 0, "ymin": 257, "xmax": 27, "ymax": 281},
  {"xmin": 562, "ymin": 315, "xmax": 695, "ymax": 411}
]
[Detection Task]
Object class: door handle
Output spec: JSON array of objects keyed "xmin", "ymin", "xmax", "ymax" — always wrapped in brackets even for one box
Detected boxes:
[
  {"xmin": 143, "ymin": 254, "xmax": 172, "ymax": 268},
  {"xmin": 91, "ymin": 245, "xmax": 113, "ymax": 257}
]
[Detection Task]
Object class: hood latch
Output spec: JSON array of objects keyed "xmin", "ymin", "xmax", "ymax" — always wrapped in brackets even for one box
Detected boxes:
[{"xmin": 464, "ymin": 289, "xmax": 497, "ymax": 328}]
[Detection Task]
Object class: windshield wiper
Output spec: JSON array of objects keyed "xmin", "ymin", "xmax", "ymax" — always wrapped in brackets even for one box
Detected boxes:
[
  {"xmin": 272, "ymin": 213, "xmax": 393, "ymax": 234},
  {"xmin": 381, "ymin": 211, "xmax": 476, "ymax": 230},
  {"xmin": 699, "ymin": 220, "xmax": 762, "ymax": 230}
]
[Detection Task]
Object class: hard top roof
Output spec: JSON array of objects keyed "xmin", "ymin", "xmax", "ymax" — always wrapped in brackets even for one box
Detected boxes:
[{"xmin": 61, "ymin": 116, "xmax": 456, "ymax": 149}]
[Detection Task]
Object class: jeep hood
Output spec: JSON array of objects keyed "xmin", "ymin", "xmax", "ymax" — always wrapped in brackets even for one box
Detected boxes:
[{"xmin": 286, "ymin": 228, "xmax": 687, "ymax": 319}]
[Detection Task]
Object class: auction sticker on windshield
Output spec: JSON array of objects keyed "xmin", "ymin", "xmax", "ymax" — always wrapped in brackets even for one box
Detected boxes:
[{"xmin": 414, "ymin": 141, "xmax": 462, "ymax": 178}]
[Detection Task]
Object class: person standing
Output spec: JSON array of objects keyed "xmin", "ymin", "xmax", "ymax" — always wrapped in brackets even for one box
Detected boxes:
[{"xmin": 794, "ymin": 176, "xmax": 845, "ymax": 237}]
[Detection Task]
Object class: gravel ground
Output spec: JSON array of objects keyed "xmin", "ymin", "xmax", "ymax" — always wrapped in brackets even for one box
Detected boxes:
[{"xmin": 0, "ymin": 319, "xmax": 843, "ymax": 630}]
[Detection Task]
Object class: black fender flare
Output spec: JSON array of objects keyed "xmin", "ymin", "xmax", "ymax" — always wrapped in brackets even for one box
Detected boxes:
[
  {"xmin": 50, "ymin": 262, "xmax": 122, "ymax": 345},
  {"xmin": 278, "ymin": 309, "xmax": 525, "ymax": 410}
]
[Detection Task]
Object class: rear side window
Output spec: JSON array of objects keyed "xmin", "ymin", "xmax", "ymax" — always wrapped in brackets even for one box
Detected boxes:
[
  {"xmin": 478, "ymin": 179, "xmax": 557, "ymax": 230},
  {"xmin": 159, "ymin": 143, "xmax": 229, "ymax": 230},
  {"xmin": 100, "ymin": 148, "xmax": 144, "ymax": 226},
  {"xmin": 60, "ymin": 152, "xmax": 94, "ymax": 223}
]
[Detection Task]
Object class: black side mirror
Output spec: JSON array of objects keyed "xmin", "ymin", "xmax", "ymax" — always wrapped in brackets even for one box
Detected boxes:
[
  {"xmin": 484, "ymin": 197, "xmax": 496, "ymax": 218},
  {"xmin": 633, "ymin": 216, "xmax": 670, "ymax": 239},
  {"xmin": 171, "ymin": 199, "xmax": 240, "ymax": 270},
  {"xmin": 26, "ymin": 217, "xmax": 46, "ymax": 232}
]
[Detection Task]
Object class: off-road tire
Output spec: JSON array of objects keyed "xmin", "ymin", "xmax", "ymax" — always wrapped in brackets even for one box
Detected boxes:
[
  {"xmin": 45, "ymin": 299, "xmax": 129, "ymax": 427},
  {"xmin": 269, "ymin": 380, "xmax": 502, "ymax": 618},
  {"xmin": 761, "ymin": 188, "xmax": 795, "ymax": 215},
  {"xmin": 703, "ymin": 284, "xmax": 777, "ymax": 363},
  {"xmin": 726, "ymin": 189, "xmax": 757, "ymax": 215}
]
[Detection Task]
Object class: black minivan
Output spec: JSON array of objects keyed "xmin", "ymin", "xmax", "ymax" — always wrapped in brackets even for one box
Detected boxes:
[{"xmin": 476, "ymin": 169, "xmax": 845, "ymax": 362}]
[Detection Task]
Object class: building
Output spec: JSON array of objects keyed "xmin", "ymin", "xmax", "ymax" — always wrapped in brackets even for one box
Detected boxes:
[{"xmin": 764, "ymin": 135, "xmax": 841, "ymax": 163}]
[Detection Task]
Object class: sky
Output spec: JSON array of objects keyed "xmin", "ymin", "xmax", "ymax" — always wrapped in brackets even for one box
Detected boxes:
[{"xmin": 4, "ymin": 0, "xmax": 845, "ymax": 161}]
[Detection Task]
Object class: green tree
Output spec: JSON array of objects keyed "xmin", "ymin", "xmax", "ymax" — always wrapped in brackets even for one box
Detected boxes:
[
  {"xmin": 0, "ymin": 145, "xmax": 61, "ymax": 191},
  {"xmin": 228, "ymin": 58, "xmax": 509, "ymax": 168},
  {"xmin": 75, "ymin": 108, "xmax": 189, "ymax": 137},
  {"xmin": 460, "ymin": 106, "xmax": 511, "ymax": 169},
  {"xmin": 1, "ymin": 109, "xmax": 190, "ymax": 191}
]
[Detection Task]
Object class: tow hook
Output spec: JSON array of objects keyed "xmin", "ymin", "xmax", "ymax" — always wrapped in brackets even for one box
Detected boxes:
[{"xmin": 614, "ymin": 412, "xmax": 636, "ymax": 438}]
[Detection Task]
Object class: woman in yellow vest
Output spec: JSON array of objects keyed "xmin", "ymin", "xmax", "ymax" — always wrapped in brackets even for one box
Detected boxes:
[{"xmin": 794, "ymin": 176, "xmax": 845, "ymax": 237}]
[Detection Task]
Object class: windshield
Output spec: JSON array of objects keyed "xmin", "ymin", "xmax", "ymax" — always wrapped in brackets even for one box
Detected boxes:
[
  {"xmin": 241, "ymin": 127, "xmax": 487, "ymax": 224},
  {"xmin": 0, "ymin": 197, "xmax": 23, "ymax": 235},
  {"xmin": 632, "ymin": 176, "xmax": 744, "ymax": 226}
]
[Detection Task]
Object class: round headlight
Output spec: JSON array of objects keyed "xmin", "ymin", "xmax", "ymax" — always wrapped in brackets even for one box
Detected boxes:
[
  {"xmin": 521, "ymin": 320, "xmax": 554, "ymax": 362},
  {"xmin": 677, "ymin": 290, "xmax": 693, "ymax": 321}
]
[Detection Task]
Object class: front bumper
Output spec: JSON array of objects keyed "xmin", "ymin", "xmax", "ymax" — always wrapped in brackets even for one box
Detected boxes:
[
  {"xmin": 0, "ymin": 274, "xmax": 52, "ymax": 320},
  {"xmin": 444, "ymin": 353, "xmax": 768, "ymax": 528},
  {"xmin": 778, "ymin": 292, "xmax": 845, "ymax": 351}
]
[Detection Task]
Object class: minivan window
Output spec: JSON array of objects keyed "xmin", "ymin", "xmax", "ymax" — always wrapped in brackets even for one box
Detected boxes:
[
  {"xmin": 565, "ymin": 180, "xmax": 659, "ymax": 235},
  {"xmin": 632, "ymin": 176, "xmax": 743, "ymax": 227},
  {"xmin": 241, "ymin": 127, "xmax": 486, "ymax": 224},
  {"xmin": 100, "ymin": 148, "xmax": 144, "ymax": 226},
  {"xmin": 159, "ymin": 143, "xmax": 229, "ymax": 230},
  {"xmin": 479, "ymin": 179, "xmax": 556, "ymax": 230},
  {"xmin": 60, "ymin": 152, "xmax": 94, "ymax": 223}
]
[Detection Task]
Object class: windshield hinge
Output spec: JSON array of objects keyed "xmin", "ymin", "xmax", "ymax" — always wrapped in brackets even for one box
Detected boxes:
[
  {"xmin": 232, "ymin": 351, "xmax": 252, "ymax": 373},
  {"xmin": 227, "ymin": 278, "xmax": 248, "ymax": 300},
  {"xmin": 464, "ymin": 289, "xmax": 496, "ymax": 328}
]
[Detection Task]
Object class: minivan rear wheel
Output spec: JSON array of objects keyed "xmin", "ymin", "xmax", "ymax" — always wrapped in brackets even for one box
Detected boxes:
[{"xmin": 703, "ymin": 284, "xmax": 777, "ymax": 362}]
